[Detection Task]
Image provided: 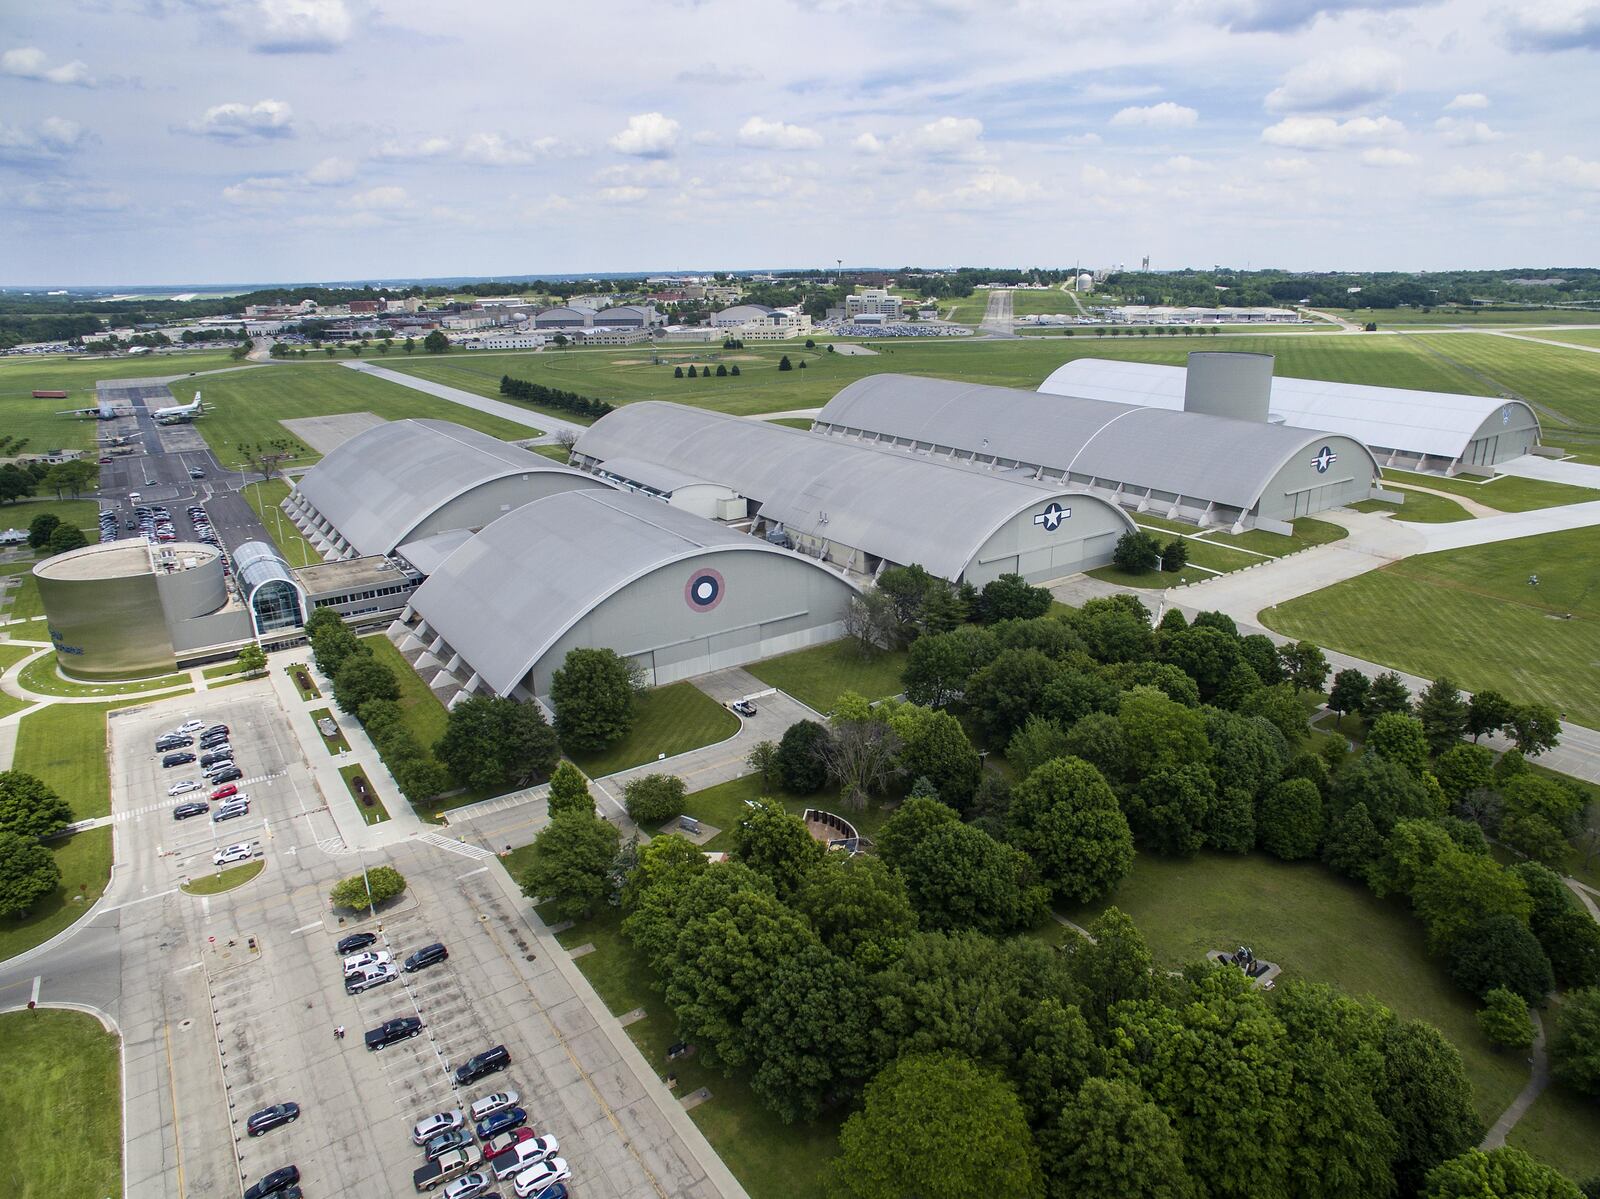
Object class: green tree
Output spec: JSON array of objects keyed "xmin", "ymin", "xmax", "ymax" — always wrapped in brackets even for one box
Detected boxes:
[
  {"xmin": 1550, "ymin": 986, "xmax": 1600, "ymax": 1097},
  {"xmin": 1207, "ymin": 786, "xmax": 1258, "ymax": 852},
  {"xmin": 45, "ymin": 523, "xmax": 87, "ymax": 555},
  {"xmin": 1467, "ymin": 690, "xmax": 1514, "ymax": 742},
  {"xmin": 0, "ymin": 830, "xmax": 61, "ymax": 916},
  {"xmin": 1328, "ymin": 668, "xmax": 1370, "ymax": 721},
  {"xmin": 1363, "ymin": 670, "xmax": 1412, "ymax": 723},
  {"xmin": 402, "ymin": 336, "xmax": 416, "ymax": 353},
  {"xmin": 733, "ymin": 797, "xmax": 825, "ymax": 901},
  {"xmin": 235, "ymin": 643, "xmax": 267, "ymax": 677},
  {"xmin": 888, "ymin": 704, "xmax": 981, "ymax": 809},
  {"xmin": 977, "ymin": 572, "xmax": 1052, "ymax": 622},
  {"xmin": 1162, "ymin": 625, "xmax": 1243, "ymax": 701},
  {"xmin": 333, "ymin": 654, "xmax": 399, "ymax": 714},
  {"xmin": 1069, "ymin": 906, "xmax": 1154, "ymax": 1029},
  {"xmin": 1368, "ymin": 713, "xmax": 1432, "ymax": 775},
  {"xmin": 328, "ymin": 864, "xmax": 406, "ymax": 910},
  {"xmin": 1041, "ymin": 1077, "xmax": 1194, "ymax": 1199},
  {"xmin": 1507, "ymin": 702, "xmax": 1562, "ymax": 756},
  {"xmin": 1416, "ymin": 676, "xmax": 1469, "ymax": 755},
  {"xmin": 623, "ymin": 773, "xmax": 686, "ymax": 826},
  {"xmin": 546, "ymin": 761, "xmax": 594, "ymax": 818},
  {"xmin": 394, "ymin": 757, "xmax": 449, "ymax": 804},
  {"xmin": 795, "ymin": 853, "xmax": 917, "ymax": 972},
  {"xmin": 775, "ymin": 719, "xmax": 831, "ymax": 793},
  {"xmin": 26, "ymin": 511, "xmax": 59, "ymax": 549},
  {"xmin": 1477, "ymin": 987, "xmax": 1535, "ymax": 1050},
  {"xmin": 1379, "ymin": 1019, "xmax": 1485, "ymax": 1196},
  {"xmin": 1205, "ymin": 708, "xmax": 1289, "ymax": 803},
  {"xmin": 1434, "ymin": 743, "xmax": 1494, "ymax": 806},
  {"xmin": 1072, "ymin": 595, "xmax": 1154, "ymax": 664},
  {"xmin": 436, "ymin": 695, "xmax": 559, "ymax": 792},
  {"xmin": 964, "ymin": 648, "xmax": 1062, "ymax": 743},
  {"xmin": 1329, "ymin": 754, "xmax": 1438, "ymax": 834},
  {"xmin": 1240, "ymin": 682, "xmax": 1311, "ymax": 746},
  {"xmin": 0, "ymin": 771, "xmax": 73, "ymax": 841},
  {"xmin": 1007, "ymin": 756, "xmax": 1134, "ymax": 905},
  {"xmin": 1012, "ymin": 998, "xmax": 1102, "ymax": 1126},
  {"xmin": 830, "ymin": 1052, "xmax": 1043, "ymax": 1199},
  {"xmin": 1423, "ymin": 1147, "xmax": 1583, "ymax": 1199},
  {"xmin": 777, "ymin": 354, "xmax": 793, "ymax": 371},
  {"xmin": 1281, "ymin": 640, "xmax": 1330, "ymax": 692},
  {"xmin": 1413, "ymin": 848, "xmax": 1533, "ymax": 953},
  {"xmin": 311, "ymin": 621, "xmax": 366, "ymax": 679},
  {"xmin": 1160, "ymin": 537, "xmax": 1189, "ymax": 573},
  {"xmin": 1111, "ymin": 530, "xmax": 1161, "ymax": 573},
  {"xmin": 1118, "ymin": 685, "xmax": 1210, "ymax": 779},
  {"xmin": 1125, "ymin": 764, "xmax": 1215, "ymax": 856},
  {"xmin": 1007, "ymin": 715, "xmax": 1071, "ymax": 783},
  {"xmin": 520, "ymin": 811, "xmax": 620, "ymax": 922},
  {"xmin": 1447, "ymin": 913, "xmax": 1553, "ymax": 1001},
  {"xmin": 550, "ymin": 647, "xmax": 636, "ymax": 752},
  {"xmin": 422, "ymin": 329, "xmax": 449, "ymax": 353},
  {"xmin": 881, "ymin": 798, "xmax": 1045, "ymax": 933},
  {"xmin": 1259, "ymin": 777, "xmax": 1324, "ymax": 860}
]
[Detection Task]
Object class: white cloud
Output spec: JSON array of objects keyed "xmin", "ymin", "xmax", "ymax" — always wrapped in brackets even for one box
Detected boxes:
[
  {"xmin": 905, "ymin": 116, "xmax": 986, "ymax": 157},
  {"xmin": 253, "ymin": 0, "xmax": 353, "ymax": 53},
  {"xmin": 1428, "ymin": 166, "xmax": 1511, "ymax": 197},
  {"xmin": 737, "ymin": 116, "xmax": 823, "ymax": 150},
  {"xmin": 1265, "ymin": 48, "xmax": 1402, "ymax": 112},
  {"xmin": 1445, "ymin": 92, "xmax": 1490, "ymax": 110},
  {"xmin": 1435, "ymin": 117, "xmax": 1505, "ymax": 145},
  {"xmin": 222, "ymin": 175, "xmax": 297, "ymax": 206},
  {"xmin": 595, "ymin": 161, "xmax": 679, "ymax": 187},
  {"xmin": 1063, "ymin": 132, "xmax": 1103, "ymax": 146},
  {"xmin": 1361, "ymin": 146, "xmax": 1416, "ymax": 166},
  {"xmin": 1079, "ymin": 164, "xmax": 1155, "ymax": 196},
  {"xmin": 1110, "ymin": 102, "xmax": 1198, "ymax": 128},
  {"xmin": 1210, "ymin": 0, "xmax": 1433, "ymax": 33},
  {"xmin": 343, "ymin": 185, "xmax": 408, "ymax": 210},
  {"xmin": 375, "ymin": 135, "xmax": 452, "ymax": 161},
  {"xmin": 1157, "ymin": 154, "xmax": 1212, "ymax": 173},
  {"xmin": 0, "ymin": 117, "xmax": 87, "ymax": 162},
  {"xmin": 0, "ymin": 47, "xmax": 94, "ymax": 86},
  {"xmin": 188, "ymin": 99, "xmax": 294, "ymax": 140},
  {"xmin": 459, "ymin": 131, "xmax": 566, "ymax": 166},
  {"xmin": 1264, "ymin": 156, "xmax": 1315, "ymax": 176},
  {"xmin": 609, "ymin": 112, "xmax": 679, "ymax": 158},
  {"xmin": 1079, "ymin": 81, "xmax": 1162, "ymax": 102},
  {"xmin": 598, "ymin": 185, "xmax": 648, "ymax": 204},
  {"xmin": 853, "ymin": 132, "xmax": 884, "ymax": 155},
  {"xmin": 1501, "ymin": 2, "xmax": 1600, "ymax": 52},
  {"xmin": 0, "ymin": 180, "xmax": 129, "ymax": 212},
  {"xmin": 1261, "ymin": 114, "xmax": 1403, "ymax": 148},
  {"xmin": 304, "ymin": 156, "xmax": 356, "ymax": 184},
  {"xmin": 915, "ymin": 170, "xmax": 1041, "ymax": 210},
  {"xmin": 676, "ymin": 64, "xmax": 760, "ymax": 85},
  {"xmin": 1538, "ymin": 153, "xmax": 1600, "ymax": 190}
]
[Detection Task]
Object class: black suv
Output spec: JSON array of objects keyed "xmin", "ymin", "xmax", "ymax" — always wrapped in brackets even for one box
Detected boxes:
[
  {"xmin": 203, "ymin": 723, "xmax": 230, "ymax": 739},
  {"xmin": 155, "ymin": 735, "xmax": 192, "ymax": 751},
  {"xmin": 207, "ymin": 765, "xmax": 243, "ymax": 784},
  {"xmin": 403, "ymin": 943, "xmax": 449, "ymax": 973},
  {"xmin": 336, "ymin": 931, "xmax": 377, "ymax": 955},
  {"xmin": 200, "ymin": 750, "xmax": 234, "ymax": 768},
  {"xmin": 365, "ymin": 1016, "xmax": 424, "ymax": 1051},
  {"xmin": 161, "ymin": 752, "xmax": 196, "ymax": 768},
  {"xmin": 242, "ymin": 1165, "xmax": 299, "ymax": 1199},
  {"xmin": 454, "ymin": 1045, "xmax": 510, "ymax": 1084},
  {"xmin": 172, "ymin": 801, "xmax": 209, "ymax": 820}
]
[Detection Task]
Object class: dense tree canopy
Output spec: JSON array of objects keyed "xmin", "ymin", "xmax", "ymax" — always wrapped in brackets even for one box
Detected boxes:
[
  {"xmin": 0, "ymin": 771, "xmax": 73, "ymax": 841},
  {"xmin": 1007, "ymin": 756, "xmax": 1133, "ymax": 904},
  {"xmin": 549, "ymin": 647, "xmax": 636, "ymax": 752}
]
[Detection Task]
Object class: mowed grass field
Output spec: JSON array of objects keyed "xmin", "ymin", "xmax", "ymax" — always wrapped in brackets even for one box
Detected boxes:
[
  {"xmin": 239, "ymin": 478, "xmax": 324, "ymax": 567},
  {"xmin": 0, "ymin": 1008, "xmax": 121, "ymax": 1199},
  {"xmin": 1383, "ymin": 468, "xmax": 1599, "ymax": 512},
  {"xmin": 0, "ymin": 349, "xmax": 241, "ymax": 452},
  {"xmin": 747, "ymin": 640, "xmax": 910, "ymax": 712},
  {"xmin": 1534, "ymin": 329, "xmax": 1600, "ymax": 349},
  {"xmin": 164, "ymin": 362, "xmax": 536, "ymax": 469},
  {"xmin": 1262, "ymin": 527, "xmax": 1600, "ymax": 728},
  {"xmin": 1339, "ymin": 308, "xmax": 1600, "ymax": 328},
  {"xmin": 1062, "ymin": 853, "xmax": 1557, "ymax": 1136},
  {"xmin": 1409, "ymin": 332, "xmax": 1600, "ymax": 432},
  {"xmin": 1009, "ymin": 287, "xmax": 1081, "ymax": 316},
  {"xmin": 568, "ymin": 681, "xmax": 739, "ymax": 779}
]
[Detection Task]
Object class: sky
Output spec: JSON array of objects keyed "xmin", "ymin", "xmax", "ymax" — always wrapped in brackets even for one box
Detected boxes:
[{"xmin": 3, "ymin": 0, "xmax": 1600, "ymax": 285}]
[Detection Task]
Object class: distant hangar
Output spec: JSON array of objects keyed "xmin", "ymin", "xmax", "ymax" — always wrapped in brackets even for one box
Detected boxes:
[
  {"xmin": 812, "ymin": 357, "xmax": 1381, "ymax": 531},
  {"xmin": 1037, "ymin": 353, "xmax": 1540, "ymax": 472}
]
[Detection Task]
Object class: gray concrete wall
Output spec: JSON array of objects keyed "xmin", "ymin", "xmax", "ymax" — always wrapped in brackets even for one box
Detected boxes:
[
  {"xmin": 1465, "ymin": 404, "xmax": 1541, "ymax": 466},
  {"xmin": 524, "ymin": 548, "xmax": 857, "ymax": 696},
  {"xmin": 36, "ymin": 567, "xmax": 177, "ymax": 678},
  {"xmin": 1256, "ymin": 435, "xmax": 1376, "ymax": 522},
  {"xmin": 967, "ymin": 494, "xmax": 1130, "ymax": 584}
]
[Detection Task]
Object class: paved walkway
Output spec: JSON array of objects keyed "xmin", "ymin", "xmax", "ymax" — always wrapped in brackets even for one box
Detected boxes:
[
  {"xmin": 342, "ymin": 361, "xmax": 586, "ymax": 440},
  {"xmin": 1493, "ymin": 452, "xmax": 1600, "ymax": 489},
  {"xmin": 1389, "ymin": 481, "xmax": 1501, "ymax": 519},
  {"xmin": 1482, "ymin": 1010, "xmax": 1549, "ymax": 1149}
]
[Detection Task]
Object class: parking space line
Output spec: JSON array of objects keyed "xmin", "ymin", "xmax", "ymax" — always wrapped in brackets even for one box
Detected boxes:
[{"xmin": 290, "ymin": 922, "xmax": 322, "ymax": 935}]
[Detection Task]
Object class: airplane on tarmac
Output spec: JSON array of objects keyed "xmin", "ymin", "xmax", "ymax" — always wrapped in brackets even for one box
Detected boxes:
[{"xmin": 152, "ymin": 391, "xmax": 205, "ymax": 424}]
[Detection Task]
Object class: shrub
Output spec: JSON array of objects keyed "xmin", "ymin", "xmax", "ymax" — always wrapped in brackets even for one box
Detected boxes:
[
  {"xmin": 1477, "ymin": 988, "xmax": 1535, "ymax": 1050},
  {"xmin": 329, "ymin": 864, "xmax": 406, "ymax": 910},
  {"xmin": 624, "ymin": 773, "xmax": 687, "ymax": 826}
]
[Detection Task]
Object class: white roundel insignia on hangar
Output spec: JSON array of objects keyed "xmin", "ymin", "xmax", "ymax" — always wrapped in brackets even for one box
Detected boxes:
[{"xmin": 685, "ymin": 567, "xmax": 725, "ymax": 612}]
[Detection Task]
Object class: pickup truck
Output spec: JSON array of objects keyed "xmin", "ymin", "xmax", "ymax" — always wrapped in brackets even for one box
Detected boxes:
[{"xmin": 414, "ymin": 1144, "xmax": 482, "ymax": 1192}]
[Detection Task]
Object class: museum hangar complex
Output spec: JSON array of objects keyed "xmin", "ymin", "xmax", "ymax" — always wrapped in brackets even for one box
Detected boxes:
[{"xmin": 37, "ymin": 351, "xmax": 1539, "ymax": 695}]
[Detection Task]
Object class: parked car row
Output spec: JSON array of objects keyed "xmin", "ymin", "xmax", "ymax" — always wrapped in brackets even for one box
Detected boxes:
[
  {"xmin": 341, "ymin": 937, "xmax": 449, "ymax": 996},
  {"xmin": 165, "ymin": 719, "xmax": 246, "ymax": 818},
  {"xmin": 185, "ymin": 504, "xmax": 231, "ymax": 578},
  {"xmin": 409, "ymin": 1074, "xmax": 570, "ymax": 1197}
]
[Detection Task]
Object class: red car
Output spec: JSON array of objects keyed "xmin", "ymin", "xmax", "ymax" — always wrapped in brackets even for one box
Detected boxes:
[
  {"xmin": 98, "ymin": 456, "xmax": 113, "ymax": 465},
  {"xmin": 483, "ymin": 1127, "xmax": 535, "ymax": 1158},
  {"xmin": 210, "ymin": 783, "xmax": 239, "ymax": 801}
]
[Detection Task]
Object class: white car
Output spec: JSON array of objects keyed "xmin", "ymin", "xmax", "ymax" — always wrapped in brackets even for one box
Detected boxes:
[
  {"xmin": 176, "ymin": 719, "xmax": 205, "ymax": 734},
  {"xmin": 212, "ymin": 843, "xmax": 253, "ymax": 866},
  {"xmin": 168, "ymin": 780, "xmax": 201, "ymax": 796},
  {"xmin": 442, "ymin": 1172, "xmax": 494, "ymax": 1199},
  {"xmin": 468, "ymin": 1089, "xmax": 521, "ymax": 1122},
  {"xmin": 493, "ymin": 1136, "xmax": 559, "ymax": 1181},
  {"xmin": 343, "ymin": 950, "xmax": 392, "ymax": 975},
  {"xmin": 412, "ymin": 1109, "xmax": 466, "ymax": 1145},
  {"xmin": 513, "ymin": 1158, "xmax": 570, "ymax": 1198}
]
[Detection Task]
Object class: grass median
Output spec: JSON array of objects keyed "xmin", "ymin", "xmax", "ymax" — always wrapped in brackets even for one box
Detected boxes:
[
  {"xmin": 568, "ymin": 681, "xmax": 740, "ymax": 779},
  {"xmin": 182, "ymin": 859, "xmax": 264, "ymax": 895},
  {"xmin": 0, "ymin": 1008, "xmax": 121, "ymax": 1199},
  {"xmin": 339, "ymin": 762, "xmax": 390, "ymax": 824}
]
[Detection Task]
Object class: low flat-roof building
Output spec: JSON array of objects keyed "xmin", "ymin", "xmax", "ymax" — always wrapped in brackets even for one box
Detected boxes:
[{"xmin": 294, "ymin": 554, "xmax": 421, "ymax": 625}]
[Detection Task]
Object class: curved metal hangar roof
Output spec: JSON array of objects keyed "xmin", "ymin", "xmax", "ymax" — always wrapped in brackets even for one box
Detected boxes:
[
  {"xmin": 816, "ymin": 373, "xmax": 1377, "ymax": 513},
  {"xmin": 409, "ymin": 488, "xmax": 857, "ymax": 698},
  {"xmin": 1037, "ymin": 358, "xmax": 1539, "ymax": 462},
  {"xmin": 573, "ymin": 402, "xmax": 1135, "ymax": 581},
  {"xmin": 292, "ymin": 418, "xmax": 599, "ymax": 557}
]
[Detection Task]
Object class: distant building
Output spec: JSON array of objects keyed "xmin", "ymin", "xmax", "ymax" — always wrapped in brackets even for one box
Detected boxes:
[
  {"xmin": 592, "ymin": 304, "xmax": 662, "ymax": 329},
  {"xmin": 845, "ymin": 289, "xmax": 903, "ymax": 319},
  {"xmin": 711, "ymin": 303, "xmax": 776, "ymax": 328},
  {"xmin": 533, "ymin": 306, "xmax": 595, "ymax": 329}
]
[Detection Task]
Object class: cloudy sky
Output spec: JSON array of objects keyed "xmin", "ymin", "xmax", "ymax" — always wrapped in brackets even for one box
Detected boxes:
[{"xmin": 4, "ymin": 0, "xmax": 1599, "ymax": 285}]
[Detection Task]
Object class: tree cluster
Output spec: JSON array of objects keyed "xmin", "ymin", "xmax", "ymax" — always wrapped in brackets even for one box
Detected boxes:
[
  {"xmin": 328, "ymin": 864, "xmax": 407, "ymax": 910},
  {"xmin": 499, "ymin": 374, "xmax": 616, "ymax": 419},
  {"xmin": 0, "ymin": 771, "xmax": 72, "ymax": 917}
]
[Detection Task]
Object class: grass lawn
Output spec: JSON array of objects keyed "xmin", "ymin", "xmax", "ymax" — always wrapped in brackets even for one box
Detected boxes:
[
  {"xmin": 1088, "ymin": 562, "xmax": 1214, "ymax": 588},
  {"xmin": 6, "ymin": 499, "xmax": 102, "ymax": 537},
  {"xmin": 238, "ymin": 478, "xmax": 324, "ymax": 568},
  {"xmin": 1178, "ymin": 538, "xmax": 1263, "ymax": 574},
  {"xmin": 746, "ymin": 640, "xmax": 909, "ymax": 713},
  {"xmin": 182, "ymin": 859, "xmax": 264, "ymax": 895},
  {"xmin": 541, "ymin": 903, "xmax": 843, "ymax": 1199},
  {"xmin": 1263, "ymin": 527, "xmax": 1600, "ymax": 728},
  {"xmin": 339, "ymin": 762, "xmax": 390, "ymax": 824},
  {"xmin": 1202, "ymin": 516, "xmax": 1349, "ymax": 556},
  {"xmin": 0, "ymin": 827, "xmax": 113, "ymax": 963},
  {"xmin": 358, "ymin": 635, "xmax": 469, "ymax": 818},
  {"xmin": 1407, "ymin": 333, "xmax": 1600, "ymax": 433},
  {"xmin": 1350, "ymin": 488, "xmax": 1474, "ymax": 523},
  {"xmin": 1506, "ymin": 1073, "xmax": 1600, "ymax": 1182},
  {"xmin": 166, "ymin": 361, "xmax": 536, "ymax": 471},
  {"xmin": 286, "ymin": 662, "xmax": 321, "ymax": 700},
  {"xmin": 1383, "ymin": 468, "xmax": 1600, "ymax": 513},
  {"xmin": 201, "ymin": 657, "xmax": 255, "ymax": 680},
  {"xmin": 17, "ymin": 652, "xmax": 187, "ymax": 697},
  {"xmin": 569, "ymin": 682, "xmax": 739, "ymax": 778},
  {"xmin": 0, "ymin": 347, "xmax": 239, "ymax": 452},
  {"xmin": 308, "ymin": 706, "xmax": 351, "ymax": 753},
  {"xmin": 530, "ymin": 444, "xmax": 571, "ymax": 462},
  {"xmin": 14, "ymin": 702, "xmax": 118, "ymax": 819},
  {"xmin": 0, "ymin": 1007, "xmax": 121, "ymax": 1199},
  {"xmin": 1010, "ymin": 287, "xmax": 1081, "ymax": 317},
  {"xmin": 2, "ymin": 570, "xmax": 44, "ymax": 624},
  {"xmin": 681, "ymin": 772, "xmax": 897, "ymax": 851},
  {"xmin": 1062, "ymin": 852, "xmax": 1529, "ymax": 1125}
]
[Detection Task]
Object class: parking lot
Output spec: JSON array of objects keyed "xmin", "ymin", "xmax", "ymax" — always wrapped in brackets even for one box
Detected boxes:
[{"xmin": 109, "ymin": 685, "xmax": 730, "ymax": 1199}]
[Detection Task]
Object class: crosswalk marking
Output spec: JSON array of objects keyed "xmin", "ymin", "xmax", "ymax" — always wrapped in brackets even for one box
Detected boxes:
[{"xmin": 416, "ymin": 831, "xmax": 496, "ymax": 861}]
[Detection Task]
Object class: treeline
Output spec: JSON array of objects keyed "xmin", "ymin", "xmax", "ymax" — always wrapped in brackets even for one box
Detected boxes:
[
  {"xmin": 499, "ymin": 375, "xmax": 614, "ymax": 418},
  {"xmin": 1099, "ymin": 267, "xmax": 1600, "ymax": 311},
  {"xmin": 0, "ymin": 313, "xmax": 104, "ymax": 349}
]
